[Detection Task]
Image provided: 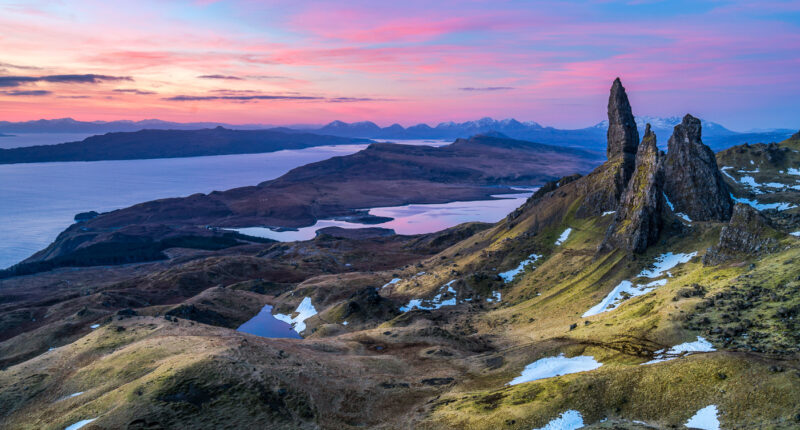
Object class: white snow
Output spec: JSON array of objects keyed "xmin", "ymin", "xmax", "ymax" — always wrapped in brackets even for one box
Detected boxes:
[
  {"xmin": 64, "ymin": 418, "xmax": 97, "ymax": 430},
  {"xmin": 487, "ymin": 291, "xmax": 502, "ymax": 303},
  {"xmin": 57, "ymin": 392, "xmax": 84, "ymax": 402},
  {"xmin": 499, "ymin": 254, "xmax": 542, "ymax": 283},
  {"xmin": 399, "ymin": 280, "xmax": 458, "ymax": 312},
  {"xmin": 532, "ymin": 409, "xmax": 585, "ymax": 430},
  {"xmin": 555, "ymin": 228, "xmax": 572, "ymax": 246},
  {"xmin": 685, "ymin": 405, "xmax": 720, "ymax": 430},
  {"xmin": 342, "ymin": 321, "xmax": 348, "ymax": 326},
  {"xmin": 720, "ymin": 166, "xmax": 736, "ymax": 181},
  {"xmin": 381, "ymin": 278, "xmax": 401, "ymax": 289},
  {"xmin": 750, "ymin": 159, "xmax": 755, "ymax": 165},
  {"xmin": 508, "ymin": 354, "xmax": 602, "ymax": 385},
  {"xmin": 643, "ymin": 336, "xmax": 715, "ymax": 364},
  {"xmin": 582, "ymin": 279, "xmax": 667, "ymax": 317},
  {"xmin": 602, "ymin": 211, "xmax": 615, "ymax": 216},
  {"xmin": 791, "ymin": 231, "xmax": 800, "ymax": 237},
  {"xmin": 663, "ymin": 193, "xmax": 675, "ymax": 211},
  {"xmin": 90, "ymin": 324, "xmax": 100, "ymax": 329},
  {"xmin": 273, "ymin": 297, "xmax": 318, "ymax": 334},
  {"xmin": 788, "ymin": 167, "xmax": 800, "ymax": 176},
  {"xmin": 731, "ymin": 193, "xmax": 797, "ymax": 211},
  {"xmin": 663, "ymin": 194, "xmax": 692, "ymax": 222},
  {"xmin": 583, "ymin": 252, "xmax": 696, "ymax": 317},
  {"xmin": 638, "ymin": 252, "xmax": 697, "ymax": 278}
]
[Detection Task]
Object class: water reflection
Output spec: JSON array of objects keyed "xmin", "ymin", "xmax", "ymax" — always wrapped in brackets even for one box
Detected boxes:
[
  {"xmin": 231, "ymin": 191, "xmax": 534, "ymax": 242},
  {"xmin": 237, "ymin": 304, "xmax": 302, "ymax": 339}
]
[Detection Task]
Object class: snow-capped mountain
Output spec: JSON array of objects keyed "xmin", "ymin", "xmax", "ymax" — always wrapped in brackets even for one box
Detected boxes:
[{"xmin": 593, "ymin": 116, "xmax": 733, "ymax": 135}]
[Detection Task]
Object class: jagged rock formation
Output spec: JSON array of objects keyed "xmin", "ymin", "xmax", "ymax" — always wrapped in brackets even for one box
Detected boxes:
[
  {"xmin": 607, "ymin": 78, "xmax": 640, "ymax": 184},
  {"xmin": 703, "ymin": 203, "xmax": 782, "ymax": 265},
  {"xmin": 576, "ymin": 78, "xmax": 639, "ymax": 217},
  {"xmin": 602, "ymin": 125, "xmax": 665, "ymax": 253},
  {"xmin": 663, "ymin": 114, "xmax": 733, "ymax": 221}
]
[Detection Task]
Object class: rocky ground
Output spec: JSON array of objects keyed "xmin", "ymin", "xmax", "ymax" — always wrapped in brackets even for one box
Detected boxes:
[{"xmin": 0, "ymin": 81, "xmax": 799, "ymax": 429}]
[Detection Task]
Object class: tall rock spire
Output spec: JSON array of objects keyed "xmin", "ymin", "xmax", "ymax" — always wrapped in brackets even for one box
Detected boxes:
[
  {"xmin": 663, "ymin": 114, "xmax": 733, "ymax": 221},
  {"xmin": 601, "ymin": 124, "xmax": 664, "ymax": 253},
  {"xmin": 575, "ymin": 78, "xmax": 642, "ymax": 218},
  {"xmin": 606, "ymin": 77, "xmax": 640, "ymax": 182}
]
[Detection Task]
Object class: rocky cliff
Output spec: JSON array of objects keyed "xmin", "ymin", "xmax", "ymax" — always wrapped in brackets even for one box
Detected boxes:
[
  {"xmin": 663, "ymin": 115, "xmax": 733, "ymax": 222},
  {"xmin": 602, "ymin": 125, "xmax": 665, "ymax": 252},
  {"xmin": 703, "ymin": 203, "xmax": 783, "ymax": 265}
]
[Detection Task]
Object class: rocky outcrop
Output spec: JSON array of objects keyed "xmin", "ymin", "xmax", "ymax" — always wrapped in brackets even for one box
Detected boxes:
[
  {"xmin": 703, "ymin": 203, "xmax": 782, "ymax": 265},
  {"xmin": 602, "ymin": 125, "xmax": 664, "ymax": 253},
  {"xmin": 607, "ymin": 78, "xmax": 640, "ymax": 184},
  {"xmin": 576, "ymin": 78, "xmax": 639, "ymax": 217},
  {"xmin": 664, "ymin": 114, "xmax": 733, "ymax": 221}
]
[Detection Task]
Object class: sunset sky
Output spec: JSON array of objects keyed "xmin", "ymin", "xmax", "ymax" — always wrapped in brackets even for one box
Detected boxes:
[{"xmin": 1, "ymin": 0, "xmax": 799, "ymax": 130}]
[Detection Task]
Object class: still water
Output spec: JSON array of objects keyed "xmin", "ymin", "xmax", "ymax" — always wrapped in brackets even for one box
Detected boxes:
[{"xmin": 231, "ymin": 192, "xmax": 534, "ymax": 241}]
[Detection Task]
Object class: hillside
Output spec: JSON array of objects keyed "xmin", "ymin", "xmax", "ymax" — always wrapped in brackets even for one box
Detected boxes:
[
  {"xmin": 0, "ymin": 127, "xmax": 370, "ymax": 164},
  {"xmin": 1, "ymin": 133, "xmax": 603, "ymax": 277},
  {"xmin": 0, "ymin": 80, "xmax": 799, "ymax": 429}
]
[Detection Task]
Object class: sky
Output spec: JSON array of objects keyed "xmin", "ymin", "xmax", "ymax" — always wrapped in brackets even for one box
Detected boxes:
[{"xmin": 1, "ymin": 0, "xmax": 799, "ymax": 130}]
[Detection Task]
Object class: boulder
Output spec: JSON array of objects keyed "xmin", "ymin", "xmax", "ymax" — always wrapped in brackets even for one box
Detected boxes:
[{"xmin": 664, "ymin": 114, "xmax": 733, "ymax": 221}]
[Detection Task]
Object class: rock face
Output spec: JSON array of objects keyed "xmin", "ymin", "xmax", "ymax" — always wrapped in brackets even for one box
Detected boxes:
[
  {"xmin": 602, "ymin": 125, "xmax": 665, "ymax": 253},
  {"xmin": 703, "ymin": 203, "xmax": 781, "ymax": 265},
  {"xmin": 606, "ymin": 78, "xmax": 640, "ymax": 184},
  {"xmin": 663, "ymin": 114, "xmax": 733, "ymax": 221},
  {"xmin": 576, "ymin": 78, "xmax": 639, "ymax": 217}
]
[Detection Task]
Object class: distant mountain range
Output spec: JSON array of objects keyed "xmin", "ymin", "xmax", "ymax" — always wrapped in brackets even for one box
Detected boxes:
[
  {"xmin": 0, "ymin": 117, "xmax": 795, "ymax": 151},
  {"xmin": 301, "ymin": 117, "xmax": 795, "ymax": 151}
]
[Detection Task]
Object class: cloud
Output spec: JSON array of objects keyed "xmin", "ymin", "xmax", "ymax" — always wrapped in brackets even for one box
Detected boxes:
[
  {"xmin": 198, "ymin": 74, "xmax": 243, "ymax": 80},
  {"xmin": 0, "ymin": 74, "xmax": 132, "ymax": 87},
  {"xmin": 328, "ymin": 97, "xmax": 390, "ymax": 103},
  {"xmin": 458, "ymin": 87, "xmax": 515, "ymax": 92},
  {"xmin": 2, "ymin": 90, "xmax": 52, "ymax": 96},
  {"xmin": 164, "ymin": 93, "xmax": 387, "ymax": 103},
  {"xmin": 57, "ymin": 95, "xmax": 91, "ymax": 99},
  {"xmin": 113, "ymin": 88, "xmax": 156, "ymax": 95},
  {"xmin": 164, "ymin": 94, "xmax": 322, "ymax": 101},
  {"xmin": 0, "ymin": 61, "xmax": 41, "ymax": 71}
]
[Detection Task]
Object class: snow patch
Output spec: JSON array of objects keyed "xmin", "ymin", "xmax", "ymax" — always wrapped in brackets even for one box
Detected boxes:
[
  {"xmin": 787, "ymin": 167, "xmax": 800, "ymax": 176},
  {"xmin": 57, "ymin": 392, "xmax": 84, "ymax": 402},
  {"xmin": 602, "ymin": 211, "xmax": 615, "ymax": 216},
  {"xmin": 342, "ymin": 321, "xmax": 348, "ymax": 326},
  {"xmin": 638, "ymin": 252, "xmax": 697, "ymax": 278},
  {"xmin": 381, "ymin": 278, "xmax": 401, "ymax": 289},
  {"xmin": 64, "ymin": 419, "xmax": 97, "ymax": 430},
  {"xmin": 399, "ymin": 280, "xmax": 458, "ymax": 312},
  {"xmin": 90, "ymin": 324, "xmax": 100, "ymax": 329},
  {"xmin": 583, "ymin": 252, "xmax": 696, "ymax": 317},
  {"xmin": 720, "ymin": 166, "xmax": 736, "ymax": 181},
  {"xmin": 499, "ymin": 254, "xmax": 542, "ymax": 283},
  {"xmin": 487, "ymin": 291, "xmax": 502, "ymax": 303},
  {"xmin": 643, "ymin": 336, "xmax": 715, "ymax": 364},
  {"xmin": 731, "ymin": 193, "xmax": 797, "ymax": 211},
  {"xmin": 273, "ymin": 297, "xmax": 317, "ymax": 334},
  {"xmin": 685, "ymin": 405, "xmax": 720, "ymax": 430},
  {"xmin": 555, "ymin": 228, "xmax": 572, "ymax": 246},
  {"xmin": 508, "ymin": 354, "xmax": 602, "ymax": 385},
  {"xmin": 663, "ymin": 193, "xmax": 692, "ymax": 222},
  {"xmin": 790, "ymin": 231, "xmax": 800, "ymax": 237},
  {"xmin": 532, "ymin": 410, "xmax": 585, "ymax": 430}
]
